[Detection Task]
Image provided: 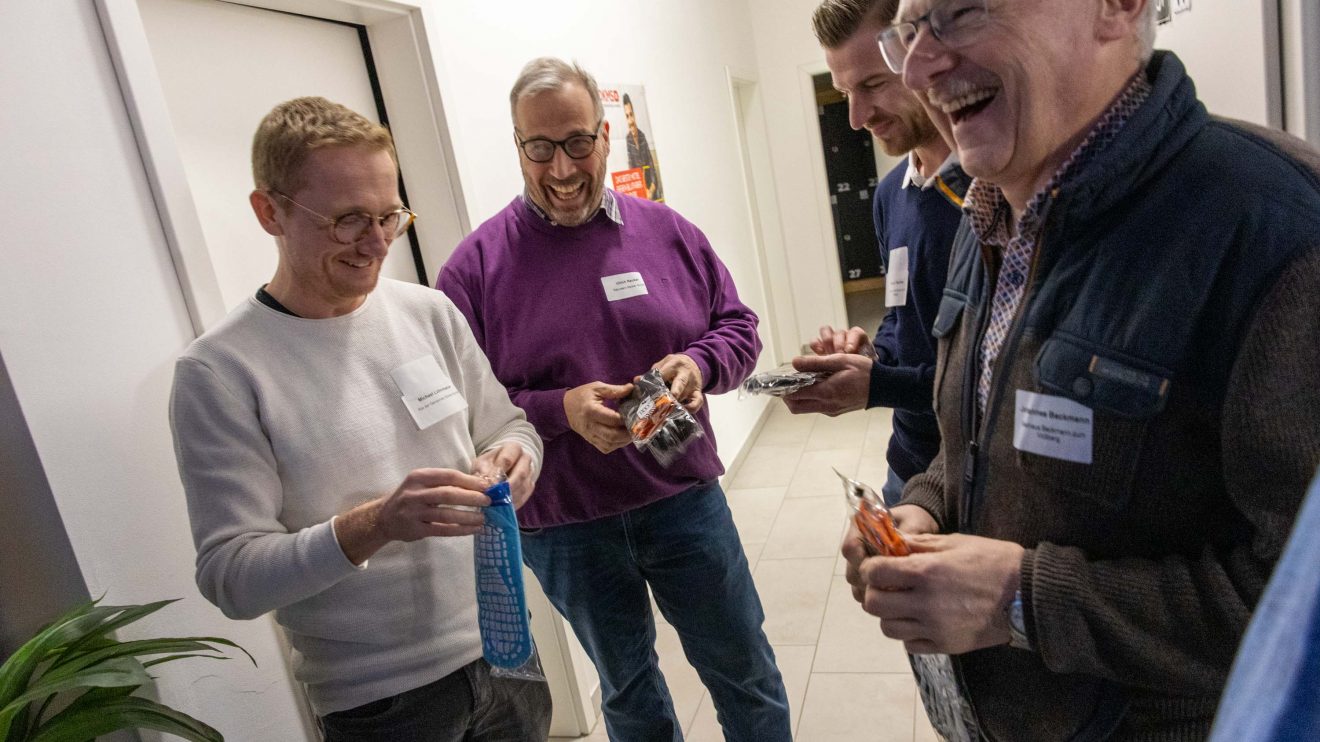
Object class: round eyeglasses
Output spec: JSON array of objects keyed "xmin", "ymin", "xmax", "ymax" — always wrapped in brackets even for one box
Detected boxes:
[
  {"xmin": 516, "ymin": 123, "xmax": 603, "ymax": 163},
  {"xmin": 878, "ymin": 0, "xmax": 991, "ymax": 74},
  {"xmin": 271, "ymin": 191, "xmax": 417, "ymax": 245}
]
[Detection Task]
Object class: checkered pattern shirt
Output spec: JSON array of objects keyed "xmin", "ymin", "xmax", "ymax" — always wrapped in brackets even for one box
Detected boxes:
[
  {"xmin": 522, "ymin": 188, "xmax": 623, "ymax": 225},
  {"xmin": 967, "ymin": 73, "xmax": 1152, "ymax": 415}
]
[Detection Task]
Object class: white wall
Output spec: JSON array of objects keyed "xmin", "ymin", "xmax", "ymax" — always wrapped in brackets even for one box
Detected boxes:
[{"xmin": 1154, "ymin": 0, "xmax": 1276, "ymax": 126}]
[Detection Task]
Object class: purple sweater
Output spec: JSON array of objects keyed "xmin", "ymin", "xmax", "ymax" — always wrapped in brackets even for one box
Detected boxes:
[{"xmin": 438, "ymin": 195, "xmax": 761, "ymax": 528}]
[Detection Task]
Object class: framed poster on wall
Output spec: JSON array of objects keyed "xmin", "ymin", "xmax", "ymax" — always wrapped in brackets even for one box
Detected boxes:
[{"xmin": 600, "ymin": 84, "xmax": 665, "ymax": 202}]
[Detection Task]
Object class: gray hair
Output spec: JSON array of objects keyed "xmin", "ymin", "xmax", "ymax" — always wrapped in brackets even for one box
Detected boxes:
[
  {"xmin": 509, "ymin": 57, "xmax": 604, "ymax": 126},
  {"xmin": 1136, "ymin": 0, "xmax": 1158, "ymax": 63}
]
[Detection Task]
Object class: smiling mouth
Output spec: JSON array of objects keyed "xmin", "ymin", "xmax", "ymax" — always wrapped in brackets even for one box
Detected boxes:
[
  {"xmin": 547, "ymin": 181, "xmax": 586, "ymax": 201},
  {"xmin": 866, "ymin": 118, "xmax": 893, "ymax": 136},
  {"xmin": 340, "ymin": 258, "xmax": 373, "ymax": 269},
  {"xmin": 930, "ymin": 86, "xmax": 998, "ymax": 126}
]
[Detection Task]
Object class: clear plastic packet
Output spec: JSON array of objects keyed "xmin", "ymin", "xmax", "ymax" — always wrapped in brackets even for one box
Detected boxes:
[
  {"xmin": 835, "ymin": 468, "xmax": 910, "ymax": 557},
  {"xmin": 834, "ymin": 469, "xmax": 978, "ymax": 741},
  {"xmin": 474, "ymin": 474, "xmax": 545, "ymax": 682},
  {"xmin": 739, "ymin": 363, "xmax": 825, "ymax": 398},
  {"xmin": 618, "ymin": 368, "xmax": 704, "ymax": 467}
]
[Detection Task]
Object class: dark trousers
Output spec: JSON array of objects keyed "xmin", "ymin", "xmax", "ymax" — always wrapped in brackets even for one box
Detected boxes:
[{"xmin": 319, "ymin": 659, "xmax": 551, "ymax": 741}]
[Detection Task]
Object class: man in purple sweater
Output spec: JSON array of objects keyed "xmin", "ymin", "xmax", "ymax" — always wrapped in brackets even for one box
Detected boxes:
[{"xmin": 437, "ymin": 57, "xmax": 790, "ymax": 742}]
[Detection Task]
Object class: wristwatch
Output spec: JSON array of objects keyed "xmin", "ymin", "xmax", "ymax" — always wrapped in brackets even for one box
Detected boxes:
[{"xmin": 1007, "ymin": 589, "xmax": 1033, "ymax": 651}]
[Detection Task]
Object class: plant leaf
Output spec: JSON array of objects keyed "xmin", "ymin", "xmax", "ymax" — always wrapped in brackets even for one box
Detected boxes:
[
  {"xmin": 51, "ymin": 600, "xmax": 178, "ymax": 669},
  {"xmin": 42, "ymin": 637, "xmax": 250, "ymax": 681},
  {"xmin": 1, "ymin": 600, "xmax": 102, "ymax": 706},
  {"xmin": 1, "ymin": 598, "xmax": 250, "ymax": 742},
  {"xmin": 0, "ymin": 659, "xmax": 152, "ymax": 723},
  {"xmin": 29, "ymin": 695, "xmax": 222, "ymax": 742},
  {"xmin": 0, "ymin": 599, "xmax": 118, "ymax": 740},
  {"xmin": 141, "ymin": 653, "xmax": 229, "ymax": 669}
]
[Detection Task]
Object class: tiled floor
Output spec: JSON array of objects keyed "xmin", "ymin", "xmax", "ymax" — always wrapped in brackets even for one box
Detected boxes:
[{"xmin": 556, "ymin": 403, "xmax": 939, "ymax": 741}]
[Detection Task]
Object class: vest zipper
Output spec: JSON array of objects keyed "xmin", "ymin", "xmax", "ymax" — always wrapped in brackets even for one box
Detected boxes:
[{"xmin": 960, "ymin": 192, "xmax": 1058, "ymax": 532}]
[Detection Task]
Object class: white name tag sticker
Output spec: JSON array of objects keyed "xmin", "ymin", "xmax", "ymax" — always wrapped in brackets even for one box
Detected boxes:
[
  {"xmin": 885, "ymin": 247, "xmax": 910, "ymax": 307},
  {"xmin": 390, "ymin": 355, "xmax": 467, "ymax": 431},
  {"xmin": 602, "ymin": 272, "xmax": 648, "ymax": 302},
  {"xmin": 1013, "ymin": 390, "xmax": 1093, "ymax": 464}
]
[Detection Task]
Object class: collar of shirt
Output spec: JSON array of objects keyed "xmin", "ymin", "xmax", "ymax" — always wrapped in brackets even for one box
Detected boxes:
[
  {"xmin": 964, "ymin": 71, "xmax": 1154, "ymax": 249},
  {"xmin": 522, "ymin": 188, "xmax": 624, "ymax": 226},
  {"xmin": 903, "ymin": 151, "xmax": 961, "ymax": 191}
]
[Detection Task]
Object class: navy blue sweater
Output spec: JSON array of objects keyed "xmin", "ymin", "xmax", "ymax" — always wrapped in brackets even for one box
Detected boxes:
[{"xmin": 868, "ymin": 160, "xmax": 966, "ymax": 481}]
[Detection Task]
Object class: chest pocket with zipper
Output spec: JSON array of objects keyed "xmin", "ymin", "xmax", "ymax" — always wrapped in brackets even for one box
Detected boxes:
[{"xmin": 1015, "ymin": 333, "xmax": 1171, "ymax": 510}]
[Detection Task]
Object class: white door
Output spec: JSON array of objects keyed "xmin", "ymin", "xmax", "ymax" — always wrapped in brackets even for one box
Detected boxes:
[{"xmin": 138, "ymin": 0, "xmax": 424, "ymax": 313}]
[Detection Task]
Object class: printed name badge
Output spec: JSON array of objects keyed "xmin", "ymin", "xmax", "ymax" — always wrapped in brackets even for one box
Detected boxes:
[
  {"xmin": 390, "ymin": 355, "xmax": 467, "ymax": 431},
  {"xmin": 1012, "ymin": 390, "xmax": 1093, "ymax": 464},
  {"xmin": 602, "ymin": 272, "xmax": 648, "ymax": 302},
  {"xmin": 886, "ymin": 247, "xmax": 910, "ymax": 307}
]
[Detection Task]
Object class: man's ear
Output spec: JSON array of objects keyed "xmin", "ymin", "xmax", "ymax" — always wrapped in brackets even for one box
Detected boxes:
[
  {"xmin": 1096, "ymin": 0, "xmax": 1148, "ymax": 43},
  {"xmin": 250, "ymin": 189, "xmax": 284, "ymax": 237},
  {"xmin": 601, "ymin": 119, "xmax": 611, "ymax": 157}
]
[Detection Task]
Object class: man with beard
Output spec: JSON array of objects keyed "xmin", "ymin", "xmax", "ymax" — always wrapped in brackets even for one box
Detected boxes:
[
  {"xmin": 845, "ymin": 0, "xmax": 1320, "ymax": 739},
  {"xmin": 786, "ymin": 0, "xmax": 970, "ymax": 510},
  {"xmin": 437, "ymin": 58, "xmax": 790, "ymax": 742}
]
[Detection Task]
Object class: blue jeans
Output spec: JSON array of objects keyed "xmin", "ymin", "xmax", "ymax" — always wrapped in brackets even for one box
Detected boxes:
[
  {"xmin": 882, "ymin": 467, "xmax": 906, "ymax": 508},
  {"xmin": 520, "ymin": 481, "xmax": 791, "ymax": 742},
  {"xmin": 319, "ymin": 659, "xmax": 551, "ymax": 741}
]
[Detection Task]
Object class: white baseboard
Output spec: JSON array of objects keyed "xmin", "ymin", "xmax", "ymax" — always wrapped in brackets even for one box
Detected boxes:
[{"xmin": 720, "ymin": 398, "xmax": 774, "ymax": 487}]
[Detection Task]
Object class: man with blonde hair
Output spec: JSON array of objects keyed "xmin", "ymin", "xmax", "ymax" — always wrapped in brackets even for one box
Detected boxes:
[
  {"xmin": 844, "ymin": 0, "xmax": 1320, "ymax": 738},
  {"xmin": 171, "ymin": 96, "xmax": 551, "ymax": 740},
  {"xmin": 439, "ymin": 58, "xmax": 790, "ymax": 741}
]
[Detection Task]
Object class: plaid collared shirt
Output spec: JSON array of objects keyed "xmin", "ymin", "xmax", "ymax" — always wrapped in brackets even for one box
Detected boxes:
[
  {"xmin": 968, "ymin": 72, "xmax": 1153, "ymax": 415},
  {"xmin": 522, "ymin": 188, "xmax": 623, "ymax": 226}
]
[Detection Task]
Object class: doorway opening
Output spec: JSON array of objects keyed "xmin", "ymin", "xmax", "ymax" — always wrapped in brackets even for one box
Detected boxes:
[{"xmin": 811, "ymin": 72, "xmax": 901, "ymax": 335}]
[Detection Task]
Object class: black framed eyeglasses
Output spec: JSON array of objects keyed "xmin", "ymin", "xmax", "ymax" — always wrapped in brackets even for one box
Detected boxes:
[
  {"xmin": 878, "ymin": 0, "xmax": 991, "ymax": 73},
  {"xmin": 270, "ymin": 191, "xmax": 417, "ymax": 245},
  {"xmin": 516, "ymin": 122, "xmax": 603, "ymax": 163}
]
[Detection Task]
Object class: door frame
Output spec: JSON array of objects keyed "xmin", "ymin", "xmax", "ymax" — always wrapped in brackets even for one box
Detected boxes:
[
  {"xmin": 1280, "ymin": 0, "xmax": 1320, "ymax": 145},
  {"xmin": 725, "ymin": 68, "xmax": 797, "ymax": 365},
  {"xmin": 95, "ymin": 0, "xmax": 470, "ymax": 336},
  {"xmin": 797, "ymin": 61, "xmax": 851, "ymax": 336}
]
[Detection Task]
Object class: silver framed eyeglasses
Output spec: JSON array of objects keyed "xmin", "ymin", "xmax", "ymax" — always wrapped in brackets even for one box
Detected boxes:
[
  {"xmin": 516, "ymin": 122, "xmax": 603, "ymax": 163},
  {"xmin": 270, "ymin": 191, "xmax": 417, "ymax": 245},
  {"xmin": 878, "ymin": 0, "xmax": 991, "ymax": 73}
]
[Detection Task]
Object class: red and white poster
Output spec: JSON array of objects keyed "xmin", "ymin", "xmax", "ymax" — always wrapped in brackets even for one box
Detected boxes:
[{"xmin": 599, "ymin": 84, "xmax": 665, "ymax": 202}]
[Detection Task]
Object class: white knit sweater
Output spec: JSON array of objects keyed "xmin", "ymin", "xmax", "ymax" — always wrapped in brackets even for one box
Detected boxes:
[{"xmin": 169, "ymin": 279, "xmax": 542, "ymax": 714}]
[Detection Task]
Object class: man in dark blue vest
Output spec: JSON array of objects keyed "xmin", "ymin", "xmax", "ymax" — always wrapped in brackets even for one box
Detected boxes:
[
  {"xmin": 844, "ymin": 0, "xmax": 1320, "ymax": 739},
  {"xmin": 787, "ymin": 0, "xmax": 969, "ymax": 509}
]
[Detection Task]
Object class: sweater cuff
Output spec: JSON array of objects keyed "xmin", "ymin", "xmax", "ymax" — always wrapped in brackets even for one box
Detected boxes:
[
  {"xmin": 682, "ymin": 349, "xmax": 715, "ymax": 394},
  {"xmin": 511, "ymin": 388, "xmax": 571, "ymax": 440},
  {"xmin": 322, "ymin": 517, "xmax": 369, "ymax": 572},
  {"xmin": 867, "ymin": 362, "xmax": 932, "ymax": 411},
  {"xmin": 896, "ymin": 480, "xmax": 944, "ymax": 531}
]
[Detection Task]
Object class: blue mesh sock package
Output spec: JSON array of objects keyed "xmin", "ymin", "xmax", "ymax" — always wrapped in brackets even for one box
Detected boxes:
[{"xmin": 474, "ymin": 476, "xmax": 544, "ymax": 681}]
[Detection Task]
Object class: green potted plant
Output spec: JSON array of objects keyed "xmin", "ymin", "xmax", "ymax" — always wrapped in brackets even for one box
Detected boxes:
[{"xmin": 0, "ymin": 598, "xmax": 253, "ymax": 741}]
